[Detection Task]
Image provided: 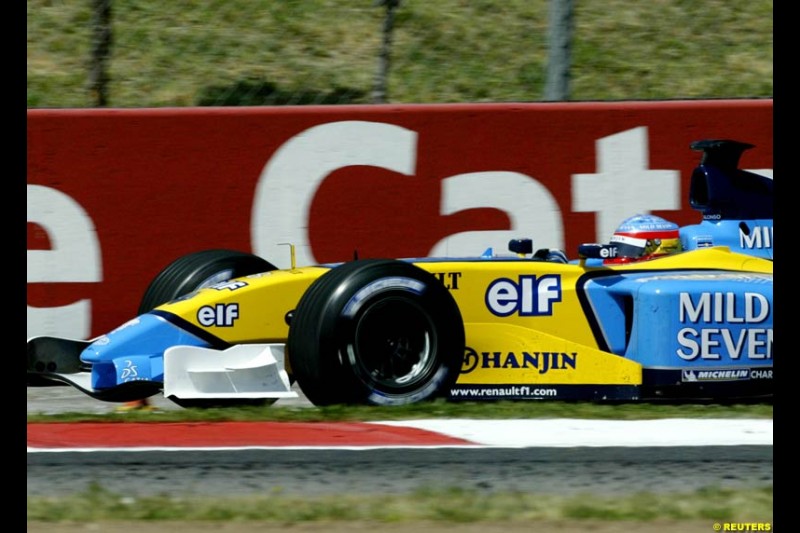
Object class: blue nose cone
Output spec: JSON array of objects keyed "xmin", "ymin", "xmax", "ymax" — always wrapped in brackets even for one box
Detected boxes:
[{"xmin": 80, "ymin": 313, "xmax": 209, "ymax": 390}]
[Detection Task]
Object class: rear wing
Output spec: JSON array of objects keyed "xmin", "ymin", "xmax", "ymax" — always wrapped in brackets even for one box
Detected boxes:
[
  {"xmin": 682, "ymin": 139, "xmax": 772, "ymax": 259},
  {"xmin": 688, "ymin": 139, "xmax": 773, "ymax": 220}
]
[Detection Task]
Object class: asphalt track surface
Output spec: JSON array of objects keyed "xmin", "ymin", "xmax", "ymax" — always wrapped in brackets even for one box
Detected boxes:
[{"xmin": 27, "ymin": 386, "xmax": 773, "ymax": 499}]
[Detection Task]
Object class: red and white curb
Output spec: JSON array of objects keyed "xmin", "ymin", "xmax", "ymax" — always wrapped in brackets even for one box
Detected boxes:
[{"xmin": 27, "ymin": 418, "xmax": 772, "ymax": 452}]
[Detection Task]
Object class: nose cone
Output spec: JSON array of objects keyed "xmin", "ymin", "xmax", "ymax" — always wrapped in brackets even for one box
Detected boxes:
[{"xmin": 81, "ymin": 313, "xmax": 209, "ymax": 389}]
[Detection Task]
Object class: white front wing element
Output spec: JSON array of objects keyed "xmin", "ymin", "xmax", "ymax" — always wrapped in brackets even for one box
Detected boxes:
[{"xmin": 163, "ymin": 344, "xmax": 298, "ymax": 400}]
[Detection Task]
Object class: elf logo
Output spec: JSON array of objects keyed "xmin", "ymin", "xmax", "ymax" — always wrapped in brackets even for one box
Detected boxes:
[
  {"xmin": 486, "ymin": 275, "xmax": 561, "ymax": 316},
  {"xmin": 197, "ymin": 303, "xmax": 240, "ymax": 327}
]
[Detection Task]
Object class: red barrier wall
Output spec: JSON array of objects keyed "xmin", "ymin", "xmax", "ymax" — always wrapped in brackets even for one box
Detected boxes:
[{"xmin": 26, "ymin": 100, "xmax": 773, "ymax": 338}]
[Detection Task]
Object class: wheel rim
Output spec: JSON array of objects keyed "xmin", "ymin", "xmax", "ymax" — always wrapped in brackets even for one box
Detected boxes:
[{"xmin": 347, "ymin": 296, "xmax": 437, "ymax": 390}]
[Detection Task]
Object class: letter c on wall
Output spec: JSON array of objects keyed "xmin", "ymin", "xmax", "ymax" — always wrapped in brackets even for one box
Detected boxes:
[{"xmin": 251, "ymin": 121, "xmax": 417, "ymax": 269}]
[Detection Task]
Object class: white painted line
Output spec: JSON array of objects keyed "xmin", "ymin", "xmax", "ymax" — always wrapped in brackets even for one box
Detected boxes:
[{"xmin": 373, "ymin": 418, "xmax": 773, "ymax": 447}]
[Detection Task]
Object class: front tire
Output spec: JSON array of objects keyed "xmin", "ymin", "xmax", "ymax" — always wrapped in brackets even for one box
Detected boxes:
[
  {"xmin": 139, "ymin": 249, "xmax": 278, "ymax": 408},
  {"xmin": 138, "ymin": 249, "xmax": 277, "ymax": 313},
  {"xmin": 288, "ymin": 259, "xmax": 465, "ymax": 406}
]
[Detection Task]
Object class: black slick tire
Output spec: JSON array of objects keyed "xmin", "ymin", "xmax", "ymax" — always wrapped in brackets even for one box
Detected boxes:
[{"xmin": 287, "ymin": 259, "xmax": 465, "ymax": 406}]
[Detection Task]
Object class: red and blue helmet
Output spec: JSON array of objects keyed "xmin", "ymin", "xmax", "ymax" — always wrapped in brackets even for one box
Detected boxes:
[{"xmin": 607, "ymin": 214, "xmax": 682, "ymax": 263}]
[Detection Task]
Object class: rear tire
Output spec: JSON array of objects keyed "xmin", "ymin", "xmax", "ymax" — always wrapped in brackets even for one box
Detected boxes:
[{"xmin": 288, "ymin": 259, "xmax": 465, "ymax": 406}]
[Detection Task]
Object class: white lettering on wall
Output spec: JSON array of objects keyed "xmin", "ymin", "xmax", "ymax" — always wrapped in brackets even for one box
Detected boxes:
[
  {"xmin": 429, "ymin": 171, "xmax": 564, "ymax": 256},
  {"xmin": 251, "ymin": 121, "xmax": 418, "ymax": 269},
  {"xmin": 252, "ymin": 121, "xmax": 566, "ymax": 267},
  {"xmin": 26, "ymin": 184, "xmax": 102, "ymax": 339},
  {"xmin": 571, "ymin": 127, "xmax": 681, "ymax": 242},
  {"xmin": 28, "ymin": 122, "xmax": 774, "ymax": 339}
]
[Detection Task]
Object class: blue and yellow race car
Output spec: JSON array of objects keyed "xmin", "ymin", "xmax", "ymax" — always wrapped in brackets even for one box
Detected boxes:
[{"xmin": 27, "ymin": 139, "xmax": 773, "ymax": 407}]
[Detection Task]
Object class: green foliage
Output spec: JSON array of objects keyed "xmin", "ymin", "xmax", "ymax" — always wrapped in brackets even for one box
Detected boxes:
[
  {"xmin": 195, "ymin": 79, "xmax": 367, "ymax": 106},
  {"xmin": 27, "ymin": 0, "xmax": 772, "ymax": 108}
]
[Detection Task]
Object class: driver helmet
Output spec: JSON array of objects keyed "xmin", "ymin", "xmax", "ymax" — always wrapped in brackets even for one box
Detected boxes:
[{"xmin": 607, "ymin": 214, "xmax": 682, "ymax": 263}]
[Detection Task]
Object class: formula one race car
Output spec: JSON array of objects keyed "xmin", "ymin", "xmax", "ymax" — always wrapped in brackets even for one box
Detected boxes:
[{"xmin": 27, "ymin": 139, "xmax": 773, "ymax": 407}]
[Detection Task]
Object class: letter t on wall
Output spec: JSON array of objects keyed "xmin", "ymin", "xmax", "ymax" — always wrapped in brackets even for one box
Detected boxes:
[{"xmin": 571, "ymin": 127, "xmax": 680, "ymax": 242}]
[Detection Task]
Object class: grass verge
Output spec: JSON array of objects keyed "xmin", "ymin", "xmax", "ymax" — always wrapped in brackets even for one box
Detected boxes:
[
  {"xmin": 27, "ymin": 398, "xmax": 773, "ymax": 424},
  {"xmin": 28, "ymin": 483, "xmax": 772, "ymax": 523}
]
